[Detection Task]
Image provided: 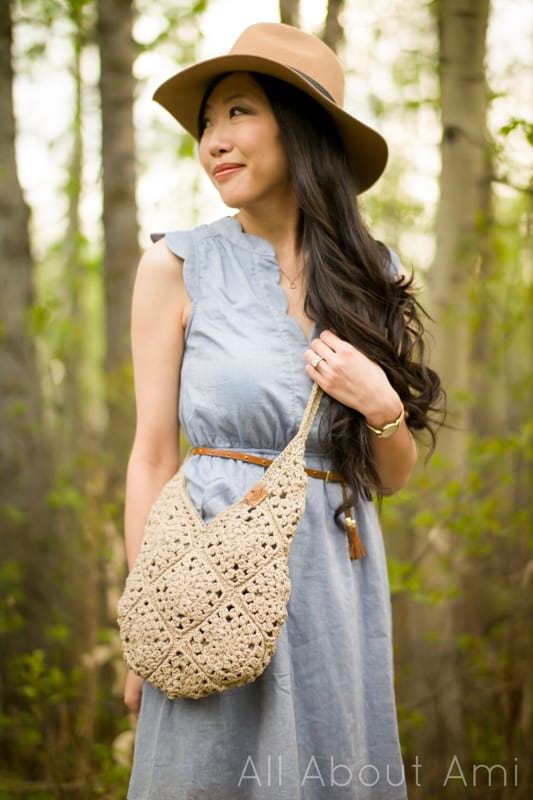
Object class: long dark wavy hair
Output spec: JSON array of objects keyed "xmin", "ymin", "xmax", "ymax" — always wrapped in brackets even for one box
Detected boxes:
[{"xmin": 198, "ymin": 71, "xmax": 447, "ymax": 529}]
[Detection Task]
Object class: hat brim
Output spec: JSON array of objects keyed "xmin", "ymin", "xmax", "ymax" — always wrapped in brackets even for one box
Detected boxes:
[{"xmin": 153, "ymin": 54, "xmax": 388, "ymax": 194}]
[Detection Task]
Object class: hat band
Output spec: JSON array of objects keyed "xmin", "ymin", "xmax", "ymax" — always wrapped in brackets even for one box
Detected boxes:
[{"xmin": 290, "ymin": 67, "xmax": 336, "ymax": 104}]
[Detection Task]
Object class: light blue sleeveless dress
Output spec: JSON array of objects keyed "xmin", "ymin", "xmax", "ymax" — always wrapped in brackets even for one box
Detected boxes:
[{"xmin": 126, "ymin": 215, "xmax": 407, "ymax": 800}]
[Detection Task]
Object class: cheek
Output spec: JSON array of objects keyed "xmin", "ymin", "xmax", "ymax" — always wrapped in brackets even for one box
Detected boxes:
[
  {"xmin": 264, "ymin": 148, "xmax": 289, "ymax": 184},
  {"xmin": 274, "ymin": 138, "xmax": 289, "ymax": 174},
  {"xmin": 251, "ymin": 137, "xmax": 287, "ymax": 177},
  {"xmin": 264, "ymin": 132, "xmax": 289, "ymax": 180},
  {"xmin": 239, "ymin": 122, "xmax": 279, "ymax": 162},
  {"xmin": 235, "ymin": 128, "xmax": 257, "ymax": 158},
  {"xmin": 198, "ymin": 140, "xmax": 209, "ymax": 169}
]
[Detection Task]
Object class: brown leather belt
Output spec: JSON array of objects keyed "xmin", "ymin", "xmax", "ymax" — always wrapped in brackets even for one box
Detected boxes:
[
  {"xmin": 189, "ymin": 446, "xmax": 345, "ymax": 481},
  {"xmin": 188, "ymin": 446, "xmax": 367, "ymax": 560}
]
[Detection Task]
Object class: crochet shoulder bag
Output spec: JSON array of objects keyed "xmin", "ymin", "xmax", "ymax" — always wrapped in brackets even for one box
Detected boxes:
[{"xmin": 117, "ymin": 380, "xmax": 324, "ymax": 700}]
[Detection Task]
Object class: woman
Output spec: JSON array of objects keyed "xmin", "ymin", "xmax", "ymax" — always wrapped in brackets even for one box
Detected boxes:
[{"xmin": 122, "ymin": 22, "xmax": 444, "ymax": 800}]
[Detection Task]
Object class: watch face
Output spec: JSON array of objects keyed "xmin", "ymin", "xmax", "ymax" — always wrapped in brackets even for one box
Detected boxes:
[{"xmin": 380, "ymin": 424, "xmax": 399, "ymax": 438}]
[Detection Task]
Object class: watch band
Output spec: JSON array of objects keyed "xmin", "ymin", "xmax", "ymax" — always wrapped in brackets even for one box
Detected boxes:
[{"xmin": 365, "ymin": 405, "xmax": 405, "ymax": 438}]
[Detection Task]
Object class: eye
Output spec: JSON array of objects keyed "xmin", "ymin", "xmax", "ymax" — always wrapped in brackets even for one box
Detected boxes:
[
  {"xmin": 200, "ymin": 105, "xmax": 249, "ymax": 133},
  {"xmin": 229, "ymin": 105, "xmax": 247, "ymax": 117}
]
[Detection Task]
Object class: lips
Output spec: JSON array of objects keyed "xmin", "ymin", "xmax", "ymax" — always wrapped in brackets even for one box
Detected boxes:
[{"xmin": 213, "ymin": 163, "xmax": 244, "ymax": 177}]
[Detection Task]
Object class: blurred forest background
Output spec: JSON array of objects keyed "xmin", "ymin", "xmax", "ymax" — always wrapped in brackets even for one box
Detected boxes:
[{"xmin": 0, "ymin": 0, "xmax": 531, "ymax": 797}]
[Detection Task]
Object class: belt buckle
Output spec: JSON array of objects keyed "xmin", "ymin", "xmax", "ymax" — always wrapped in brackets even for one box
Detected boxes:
[{"xmin": 325, "ymin": 469, "xmax": 332, "ymax": 483}]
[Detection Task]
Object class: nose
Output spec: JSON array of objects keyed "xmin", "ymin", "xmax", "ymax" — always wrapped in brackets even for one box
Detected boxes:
[
  {"xmin": 208, "ymin": 134, "xmax": 233, "ymax": 157},
  {"xmin": 205, "ymin": 119, "xmax": 234, "ymax": 157}
]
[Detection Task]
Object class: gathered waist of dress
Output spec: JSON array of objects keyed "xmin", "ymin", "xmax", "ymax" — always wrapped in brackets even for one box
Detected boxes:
[
  {"xmin": 187, "ymin": 445, "xmax": 331, "ymax": 457},
  {"xmin": 187, "ymin": 446, "xmax": 345, "ymax": 482}
]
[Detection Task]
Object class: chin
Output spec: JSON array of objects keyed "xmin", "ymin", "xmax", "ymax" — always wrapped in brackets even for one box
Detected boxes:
[{"xmin": 217, "ymin": 191, "xmax": 251, "ymax": 208}]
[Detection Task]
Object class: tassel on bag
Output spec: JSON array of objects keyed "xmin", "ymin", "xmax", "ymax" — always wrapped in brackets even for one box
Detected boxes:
[{"xmin": 341, "ymin": 481, "xmax": 368, "ymax": 560}]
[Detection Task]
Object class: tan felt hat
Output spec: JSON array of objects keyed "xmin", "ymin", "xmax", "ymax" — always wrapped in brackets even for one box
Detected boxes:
[{"xmin": 152, "ymin": 22, "xmax": 388, "ymax": 194}]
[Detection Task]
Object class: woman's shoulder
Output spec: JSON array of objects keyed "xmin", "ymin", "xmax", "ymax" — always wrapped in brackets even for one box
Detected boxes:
[
  {"xmin": 148, "ymin": 216, "xmax": 230, "ymax": 252},
  {"xmin": 142, "ymin": 218, "xmax": 230, "ymax": 312},
  {"xmin": 147, "ymin": 227, "xmax": 195, "ymax": 259},
  {"xmin": 138, "ymin": 234, "xmax": 183, "ymax": 274},
  {"xmin": 376, "ymin": 240, "xmax": 408, "ymax": 280},
  {"xmin": 386, "ymin": 246, "xmax": 406, "ymax": 278}
]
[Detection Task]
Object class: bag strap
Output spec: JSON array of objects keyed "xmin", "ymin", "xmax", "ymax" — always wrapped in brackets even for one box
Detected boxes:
[{"xmin": 294, "ymin": 381, "xmax": 324, "ymax": 445}]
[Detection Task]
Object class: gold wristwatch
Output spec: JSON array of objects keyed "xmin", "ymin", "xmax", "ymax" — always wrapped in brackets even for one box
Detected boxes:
[{"xmin": 365, "ymin": 405, "xmax": 405, "ymax": 439}]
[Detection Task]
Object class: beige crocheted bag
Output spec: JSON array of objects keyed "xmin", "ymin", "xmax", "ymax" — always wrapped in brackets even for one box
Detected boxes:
[{"xmin": 117, "ymin": 380, "xmax": 324, "ymax": 700}]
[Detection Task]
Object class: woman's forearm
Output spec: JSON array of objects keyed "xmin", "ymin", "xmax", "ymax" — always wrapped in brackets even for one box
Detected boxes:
[
  {"xmin": 124, "ymin": 455, "xmax": 180, "ymax": 570},
  {"xmin": 365, "ymin": 394, "xmax": 418, "ymax": 494}
]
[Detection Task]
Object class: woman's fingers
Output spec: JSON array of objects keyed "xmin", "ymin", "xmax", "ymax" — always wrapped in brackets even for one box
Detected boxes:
[{"xmin": 124, "ymin": 669, "xmax": 144, "ymax": 714}]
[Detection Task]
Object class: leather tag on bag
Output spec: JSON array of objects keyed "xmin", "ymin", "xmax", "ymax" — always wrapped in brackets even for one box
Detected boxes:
[{"xmin": 245, "ymin": 483, "xmax": 269, "ymax": 506}]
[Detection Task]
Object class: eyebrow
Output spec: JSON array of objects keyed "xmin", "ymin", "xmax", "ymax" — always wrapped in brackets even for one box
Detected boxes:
[{"xmin": 203, "ymin": 93, "xmax": 253, "ymax": 112}]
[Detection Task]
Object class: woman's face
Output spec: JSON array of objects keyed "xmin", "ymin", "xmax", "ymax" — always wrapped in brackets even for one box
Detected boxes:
[{"xmin": 198, "ymin": 72, "xmax": 293, "ymax": 212}]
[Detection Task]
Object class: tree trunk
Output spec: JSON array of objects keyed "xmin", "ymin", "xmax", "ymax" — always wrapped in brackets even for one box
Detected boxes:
[
  {"xmin": 97, "ymin": 0, "xmax": 140, "ymax": 489},
  {"xmin": 403, "ymin": 0, "xmax": 492, "ymax": 783},
  {"xmin": 61, "ymin": 6, "xmax": 85, "ymax": 461},
  {"xmin": 0, "ymin": 0, "xmax": 55, "ymax": 617},
  {"xmin": 429, "ymin": 0, "xmax": 491, "ymax": 470},
  {"xmin": 96, "ymin": 0, "xmax": 140, "ymax": 760},
  {"xmin": 321, "ymin": 0, "xmax": 346, "ymax": 53},
  {"xmin": 279, "ymin": 0, "xmax": 300, "ymax": 27}
]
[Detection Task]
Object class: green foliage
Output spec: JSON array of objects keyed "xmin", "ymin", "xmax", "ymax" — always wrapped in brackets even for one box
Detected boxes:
[
  {"xmin": 1, "ymin": 504, "xmax": 27, "ymax": 525},
  {"xmin": 90, "ymin": 741, "xmax": 132, "ymax": 797},
  {"xmin": 382, "ymin": 199, "xmax": 532, "ymax": 774},
  {"xmin": 499, "ymin": 117, "xmax": 533, "ymax": 147},
  {"xmin": 11, "ymin": 648, "xmax": 82, "ymax": 705},
  {"xmin": 0, "ymin": 563, "xmax": 24, "ymax": 636},
  {"xmin": 46, "ymin": 476, "xmax": 84, "ymax": 511},
  {"xmin": 0, "ymin": 623, "xmax": 131, "ymax": 798},
  {"xmin": 384, "ymin": 425, "xmax": 532, "ymax": 567},
  {"xmin": 397, "ymin": 703, "xmax": 427, "ymax": 760},
  {"xmin": 388, "ymin": 555, "xmax": 459, "ymax": 604},
  {"xmin": 2, "ymin": 645, "xmax": 81, "ymax": 782},
  {"xmin": 178, "ymin": 132, "xmax": 198, "ymax": 159}
]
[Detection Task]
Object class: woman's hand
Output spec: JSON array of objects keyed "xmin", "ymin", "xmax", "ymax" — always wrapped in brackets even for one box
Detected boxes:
[
  {"xmin": 304, "ymin": 329, "xmax": 401, "ymax": 424},
  {"xmin": 124, "ymin": 669, "xmax": 144, "ymax": 716},
  {"xmin": 306, "ymin": 330, "xmax": 416, "ymax": 493}
]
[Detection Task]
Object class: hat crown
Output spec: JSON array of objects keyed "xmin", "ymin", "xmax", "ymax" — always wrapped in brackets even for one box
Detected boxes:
[{"xmin": 229, "ymin": 22, "xmax": 345, "ymax": 107}]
